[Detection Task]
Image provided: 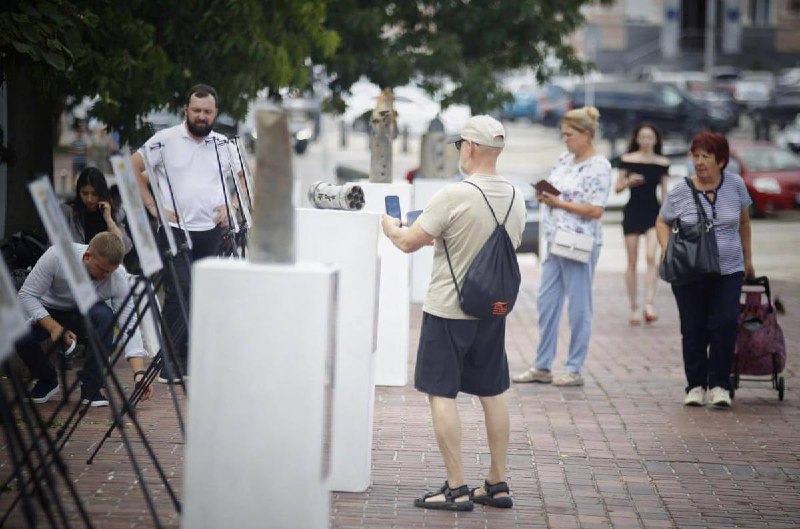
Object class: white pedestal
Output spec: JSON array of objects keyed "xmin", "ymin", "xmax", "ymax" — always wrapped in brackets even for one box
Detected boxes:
[
  {"xmin": 184, "ymin": 260, "xmax": 337, "ymax": 529},
  {"xmin": 410, "ymin": 179, "xmax": 450, "ymax": 302},
  {"xmin": 296, "ymin": 209, "xmax": 380, "ymax": 492},
  {"xmin": 359, "ymin": 182, "xmax": 412, "ymax": 387}
]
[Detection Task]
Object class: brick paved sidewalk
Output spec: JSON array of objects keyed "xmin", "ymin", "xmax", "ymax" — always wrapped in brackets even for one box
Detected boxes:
[
  {"xmin": 1, "ymin": 260, "xmax": 798, "ymax": 528},
  {"xmin": 332, "ymin": 262, "xmax": 800, "ymax": 529}
]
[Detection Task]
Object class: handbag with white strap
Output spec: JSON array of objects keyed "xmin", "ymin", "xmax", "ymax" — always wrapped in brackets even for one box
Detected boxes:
[{"xmin": 550, "ymin": 229, "xmax": 595, "ymax": 263}]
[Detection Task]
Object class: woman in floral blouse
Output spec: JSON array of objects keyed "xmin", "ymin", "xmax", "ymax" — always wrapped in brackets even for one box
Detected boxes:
[{"xmin": 513, "ymin": 106, "xmax": 612, "ymax": 387}]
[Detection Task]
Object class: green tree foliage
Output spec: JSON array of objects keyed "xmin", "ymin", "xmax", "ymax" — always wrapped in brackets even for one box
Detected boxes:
[
  {"xmin": 1, "ymin": 0, "xmax": 339, "ymax": 145},
  {"xmin": 317, "ymin": 0, "xmax": 606, "ymax": 113},
  {"xmin": 0, "ymin": 0, "xmax": 337, "ymax": 235}
]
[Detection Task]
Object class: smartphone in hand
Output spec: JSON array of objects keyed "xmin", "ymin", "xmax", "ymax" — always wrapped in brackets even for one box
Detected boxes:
[
  {"xmin": 385, "ymin": 195, "xmax": 401, "ymax": 219},
  {"xmin": 406, "ymin": 209, "xmax": 423, "ymax": 226}
]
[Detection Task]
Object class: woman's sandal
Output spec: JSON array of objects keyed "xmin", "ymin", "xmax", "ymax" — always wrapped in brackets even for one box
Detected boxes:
[
  {"xmin": 644, "ymin": 306, "xmax": 658, "ymax": 324},
  {"xmin": 470, "ymin": 480, "xmax": 514, "ymax": 508},
  {"xmin": 413, "ymin": 481, "xmax": 474, "ymax": 511}
]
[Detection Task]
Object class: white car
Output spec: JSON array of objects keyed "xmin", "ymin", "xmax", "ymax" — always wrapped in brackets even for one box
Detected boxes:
[
  {"xmin": 341, "ymin": 80, "xmax": 471, "ymax": 135},
  {"xmin": 775, "ymin": 116, "xmax": 800, "ymax": 154}
]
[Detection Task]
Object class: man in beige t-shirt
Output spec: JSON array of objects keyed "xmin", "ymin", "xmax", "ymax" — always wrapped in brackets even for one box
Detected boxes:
[{"xmin": 382, "ymin": 115, "xmax": 525, "ymax": 512}]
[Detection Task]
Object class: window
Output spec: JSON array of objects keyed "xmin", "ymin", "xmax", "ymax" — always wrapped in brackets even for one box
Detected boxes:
[
  {"xmin": 749, "ymin": 0, "xmax": 773, "ymax": 26},
  {"xmin": 624, "ymin": 0, "xmax": 650, "ymax": 22}
]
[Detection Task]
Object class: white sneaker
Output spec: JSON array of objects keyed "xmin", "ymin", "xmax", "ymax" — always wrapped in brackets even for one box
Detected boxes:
[
  {"xmin": 552, "ymin": 372, "xmax": 584, "ymax": 387},
  {"xmin": 512, "ymin": 368, "xmax": 553, "ymax": 383},
  {"xmin": 683, "ymin": 386, "xmax": 706, "ymax": 406},
  {"xmin": 708, "ymin": 386, "xmax": 732, "ymax": 408}
]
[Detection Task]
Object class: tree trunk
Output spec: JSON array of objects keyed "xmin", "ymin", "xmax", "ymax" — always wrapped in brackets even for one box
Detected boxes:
[{"xmin": 3, "ymin": 69, "xmax": 58, "ymax": 240}]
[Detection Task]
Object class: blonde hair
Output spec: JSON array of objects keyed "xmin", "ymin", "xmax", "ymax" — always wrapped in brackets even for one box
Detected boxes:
[
  {"xmin": 88, "ymin": 232, "xmax": 124, "ymax": 265},
  {"xmin": 563, "ymin": 106, "xmax": 601, "ymax": 137}
]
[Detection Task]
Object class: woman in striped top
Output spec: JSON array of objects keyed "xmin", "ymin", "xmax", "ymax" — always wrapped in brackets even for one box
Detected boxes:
[{"xmin": 656, "ymin": 131, "xmax": 755, "ymax": 409}]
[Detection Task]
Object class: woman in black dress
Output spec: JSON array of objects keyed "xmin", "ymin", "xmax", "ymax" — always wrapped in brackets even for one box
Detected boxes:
[{"xmin": 615, "ymin": 124, "xmax": 669, "ymax": 325}]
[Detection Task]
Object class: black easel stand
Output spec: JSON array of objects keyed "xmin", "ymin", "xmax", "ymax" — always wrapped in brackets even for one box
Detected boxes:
[
  {"xmin": 85, "ymin": 268, "xmax": 193, "ymax": 465},
  {"xmin": 0, "ymin": 365, "xmax": 96, "ymax": 528},
  {"xmin": 80, "ymin": 321, "xmax": 170, "ymax": 528},
  {"xmin": 0, "ymin": 281, "xmax": 184, "ymax": 524}
]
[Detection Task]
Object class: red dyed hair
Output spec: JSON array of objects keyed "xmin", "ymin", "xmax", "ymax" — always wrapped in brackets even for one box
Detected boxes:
[{"xmin": 690, "ymin": 131, "xmax": 729, "ymax": 171}]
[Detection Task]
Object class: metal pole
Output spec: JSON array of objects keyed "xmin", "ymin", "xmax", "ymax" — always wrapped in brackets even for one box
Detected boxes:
[
  {"xmin": 249, "ymin": 105, "xmax": 295, "ymax": 264},
  {"xmin": 704, "ymin": 0, "xmax": 717, "ymax": 75}
]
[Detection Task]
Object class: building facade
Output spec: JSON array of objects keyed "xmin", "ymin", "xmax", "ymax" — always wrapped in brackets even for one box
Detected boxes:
[{"xmin": 576, "ymin": 0, "xmax": 800, "ymax": 73}]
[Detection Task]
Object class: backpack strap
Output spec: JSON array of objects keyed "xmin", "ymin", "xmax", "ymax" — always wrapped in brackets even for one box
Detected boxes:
[
  {"xmin": 442, "ymin": 237, "xmax": 462, "ymax": 303},
  {"xmin": 442, "ymin": 181, "xmax": 516, "ymax": 300},
  {"xmin": 684, "ymin": 177, "xmax": 712, "ymax": 227},
  {"xmin": 462, "ymin": 181, "xmax": 516, "ymax": 227}
]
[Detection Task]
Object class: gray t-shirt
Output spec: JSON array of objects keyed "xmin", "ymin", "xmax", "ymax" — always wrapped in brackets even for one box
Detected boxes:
[
  {"xmin": 418, "ymin": 174, "xmax": 526, "ymax": 320},
  {"xmin": 659, "ymin": 173, "xmax": 751, "ymax": 275},
  {"xmin": 17, "ymin": 244, "xmax": 146, "ymax": 358}
]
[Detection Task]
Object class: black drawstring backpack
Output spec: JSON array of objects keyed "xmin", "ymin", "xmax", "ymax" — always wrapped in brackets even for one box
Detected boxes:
[{"xmin": 442, "ymin": 181, "xmax": 521, "ymax": 319}]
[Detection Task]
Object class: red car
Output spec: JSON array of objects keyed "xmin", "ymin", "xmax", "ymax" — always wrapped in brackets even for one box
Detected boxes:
[{"xmin": 729, "ymin": 141, "xmax": 800, "ymax": 217}]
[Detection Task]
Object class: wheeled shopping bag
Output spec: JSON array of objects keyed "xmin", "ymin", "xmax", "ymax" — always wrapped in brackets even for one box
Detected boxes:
[{"xmin": 730, "ymin": 276, "xmax": 786, "ymax": 400}]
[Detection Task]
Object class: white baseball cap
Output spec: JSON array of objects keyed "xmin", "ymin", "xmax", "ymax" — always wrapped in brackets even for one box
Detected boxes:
[{"xmin": 447, "ymin": 115, "xmax": 505, "ymax": 148}]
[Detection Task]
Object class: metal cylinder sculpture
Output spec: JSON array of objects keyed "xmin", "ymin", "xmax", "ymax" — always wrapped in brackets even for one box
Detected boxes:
[{"xmin": 307, "ymin": 181, "xmax": 365, "ymax": 211}]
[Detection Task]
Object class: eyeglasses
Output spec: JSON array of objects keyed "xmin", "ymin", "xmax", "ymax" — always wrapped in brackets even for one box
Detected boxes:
[{"xmin": 454, "ymin": 139, "xmax": 464, "ymax": 151}]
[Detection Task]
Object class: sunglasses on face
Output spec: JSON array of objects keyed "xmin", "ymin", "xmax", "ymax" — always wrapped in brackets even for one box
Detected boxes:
[{"xmin": 454, "ymin": 139, "xmax": 464, "ymax": 151}]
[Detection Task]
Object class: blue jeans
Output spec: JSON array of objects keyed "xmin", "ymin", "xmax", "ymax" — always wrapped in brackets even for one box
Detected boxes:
[
  {"xmin": 534, "ymin": 245, "xmax": 601, "ymax": 374},
  {"xmin": 16, "ymin": 303, "xmax": 114, "ymax": 393},
  {"xmin": 672, "ymin": 272, "xmax": 744, "ymax": 391}
]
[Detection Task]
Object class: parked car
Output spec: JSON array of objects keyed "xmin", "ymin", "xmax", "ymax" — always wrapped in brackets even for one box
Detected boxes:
[
  {"xmin": 734, "ymin": 80, "xmax": 771, "ymax": 109},
  {"xmin": 777, "ymin": 67, "xmax": 800, "ymax": 88},
  {"xmin": 729, "ymin": 141, "xmax": 800, "ymax": 217},
  {"xmin": 775, "ymin": 116, "xmax": 800, "ymax": 153},
  {"xmin": 710, "ymin": 65, "xmax": 741, "ymax": 91},
  {"xmin": 651, "ymin": 70, "xmax": 709, "ymax": 92},
  {"xmin": 498, "ymin": 84, "xmax": 541, "ymax": 122},
  {"xmin": 571, "ymin": 81, "xmax": 735, "ymax": 140},
  {"xmin": 537, "ymin": 82, "xmax": 573, "ymax": 126},
  {"xmin": 764, "ymin": 86, "xmax": 800, "ymax": 129}
]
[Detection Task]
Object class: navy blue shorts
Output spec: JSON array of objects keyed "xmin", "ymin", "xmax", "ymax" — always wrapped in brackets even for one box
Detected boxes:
[{"xmin": 414, "ymin": 312, "xmax": 510, "ymax": 398}]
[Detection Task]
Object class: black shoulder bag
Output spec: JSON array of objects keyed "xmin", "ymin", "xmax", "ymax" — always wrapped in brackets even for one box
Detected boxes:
[
  {"xmin": 659, "ymin": 177, "xmax": 720, "ymax": 285},
  {"xmin": 443, "ymin": 181, "xmax": 521, "ymax": 319}
]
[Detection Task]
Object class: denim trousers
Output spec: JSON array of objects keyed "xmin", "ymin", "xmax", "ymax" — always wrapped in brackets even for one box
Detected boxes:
[
  {"xmin": 672, "ymin": 272, "xmax": 744, "ymax": 391},
  {"xmin": 16, "ymin": 303, "xmax": 114, "ymax": 393},
  {"xmin": 534, "ymin": 244, "xmax": 601, "ymax": 374}
]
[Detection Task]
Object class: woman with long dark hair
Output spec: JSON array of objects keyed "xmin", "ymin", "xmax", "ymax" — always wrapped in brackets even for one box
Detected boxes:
[
  {"xmin": 61, "ymin": 167, "xmax": 132, "ymax": 254},
  {"xmin": 616, "ymin": 123, "xmax": 670, "ymax": 325}
]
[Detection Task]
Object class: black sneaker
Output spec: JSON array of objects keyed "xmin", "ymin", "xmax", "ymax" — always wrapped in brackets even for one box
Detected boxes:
[
  {"xmin": 28, "ymin": 380, "xmax": 60, "ymax": 404},
  {"xmin": 80, "ymin": 388, "xmax": 109, "ymax": 407}
]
